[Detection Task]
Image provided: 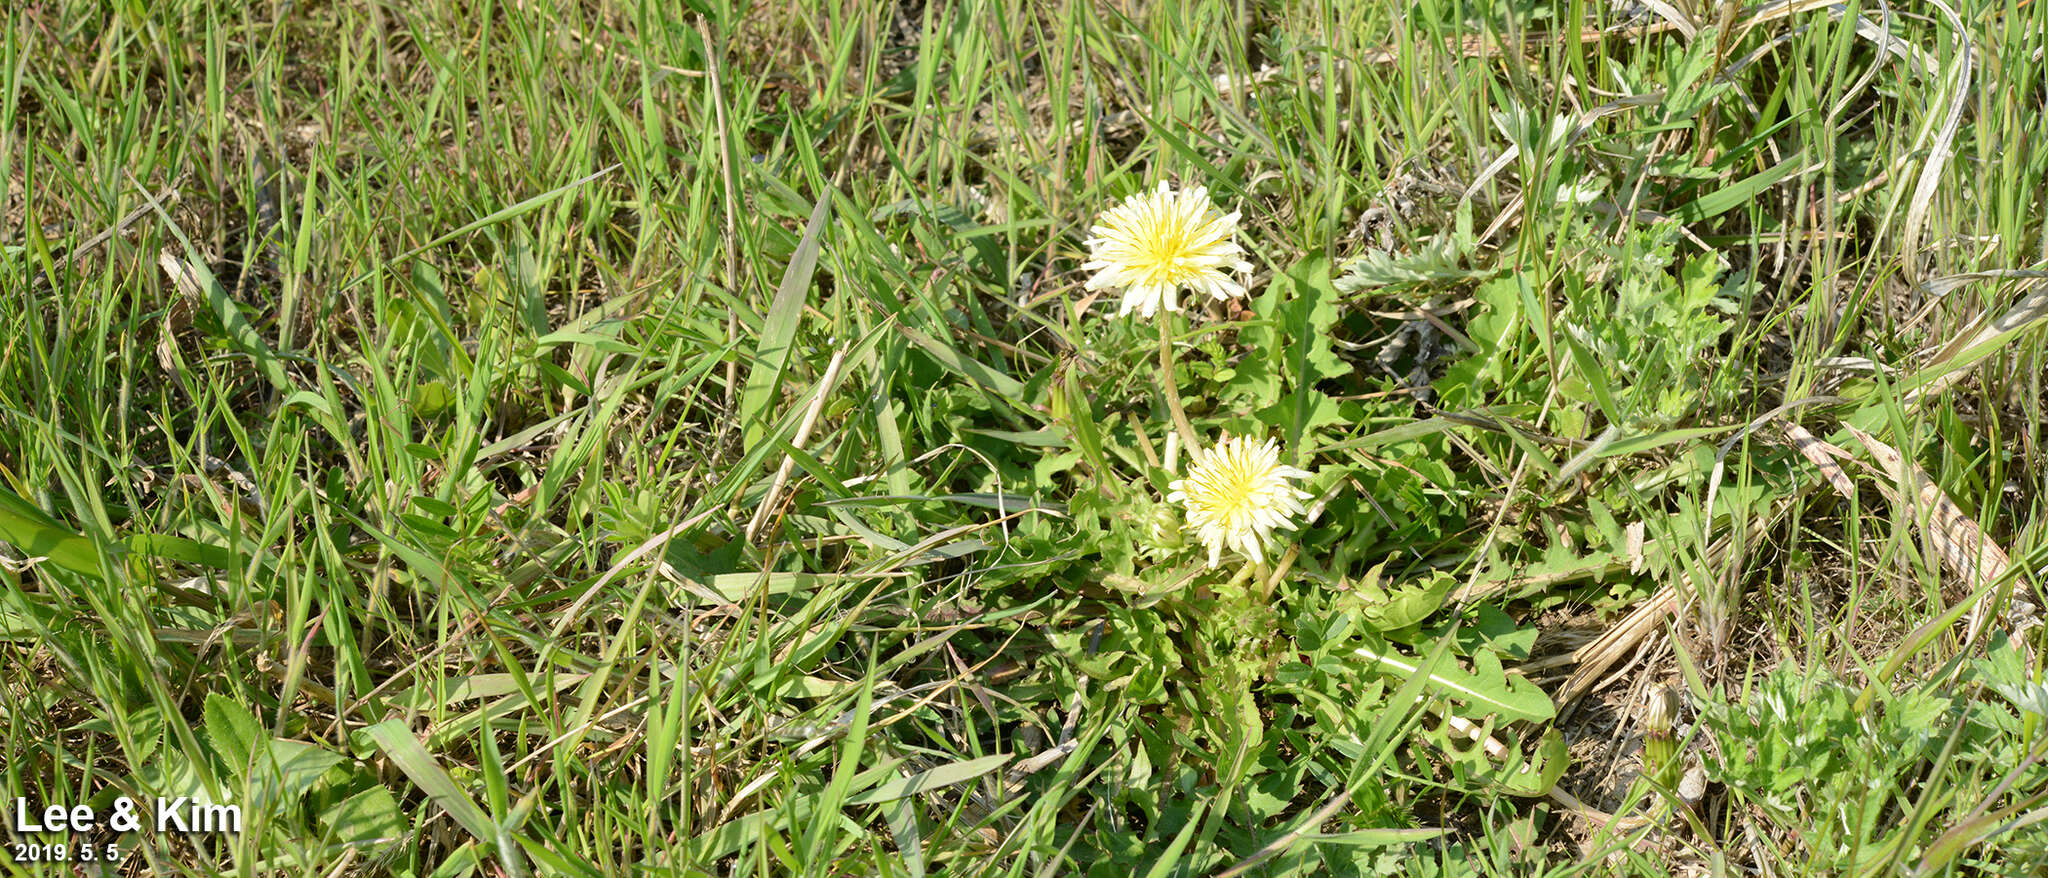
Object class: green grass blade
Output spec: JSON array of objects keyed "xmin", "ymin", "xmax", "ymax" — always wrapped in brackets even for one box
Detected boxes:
[{"xmin": 741, "ymin": 185, "xmax": 835, "ymax": 451}]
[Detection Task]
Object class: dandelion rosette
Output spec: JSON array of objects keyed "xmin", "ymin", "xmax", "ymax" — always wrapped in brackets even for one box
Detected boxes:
[
  {"xmin": 1083, "ymin": 182, "xmax": 1252, "ymax": 318},
  {"xmin": 1167, "ymin": 433, "xmax": 1313, "ymax": 568}
]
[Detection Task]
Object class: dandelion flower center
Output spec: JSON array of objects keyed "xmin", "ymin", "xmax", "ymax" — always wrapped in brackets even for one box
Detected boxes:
[
  {"xmin": 1083, "ymin": 182, "xmax": 1252, "ymax": 318},
  {"xmin": 1166, "ymin": 433, "xmax": 1312, "ymax": 568}
]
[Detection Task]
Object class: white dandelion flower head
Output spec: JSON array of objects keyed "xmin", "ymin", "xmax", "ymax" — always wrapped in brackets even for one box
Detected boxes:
[
  {"xmin": 1082, "ymin": 181, "xmax": 1252, "ymax": 319},
  {"xmin": 1166, "ymin": 433, "xmax": 1313, "ymax": 568}
]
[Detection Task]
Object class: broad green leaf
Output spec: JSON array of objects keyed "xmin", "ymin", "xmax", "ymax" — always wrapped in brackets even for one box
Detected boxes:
[
  {"xmin": 247, "ymin": 739, "xmax": 344, "ymax": 813},
  {"xmin": 203, "ymin": 692, "xmax": 263, "ymax": 773},
  {"xmin": 125, "ymin": 533, "xmax": 240, "ymax": 571},
  {"xmin": 321, "ymin": 785, "xmax": 406, "ymax": 846},
  {"xmin": 132, "ymin": 747, "xmax": 224, "ymax": 812},
  {"xmin": 1560, "ymin": 331, "xmax": 1624, "ymax": 428}
]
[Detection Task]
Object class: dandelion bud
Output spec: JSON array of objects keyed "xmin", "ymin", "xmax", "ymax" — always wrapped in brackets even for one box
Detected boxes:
[
  {"xmin": 1148, "ymin": 504, "xmax": 1184, "ymax": 550},
  {"xmin": 1642, "ymin": 685, "xmax": 1681, "ymax": 788}
]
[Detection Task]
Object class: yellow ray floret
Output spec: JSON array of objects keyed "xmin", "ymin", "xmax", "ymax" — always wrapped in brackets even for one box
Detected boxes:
[
  {"xmin": 1083, "ymin": 182, "xmax": 1252, "ymax": 318},
  {"xmin": 1167, "ymin": 433, "xmax": 1312, "ymax": 568}
]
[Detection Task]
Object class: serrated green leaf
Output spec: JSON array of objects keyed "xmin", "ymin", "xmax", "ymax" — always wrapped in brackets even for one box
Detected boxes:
[
  {"xmin": 1349, "ymin": 565, "xmax": 1454, "ymax": 632},
  {"xmin": 1281, "ymin": 253, "xmax": 1350, "ymax": 383},
  {"xmin": 1353, "ymin": 637, "xmax": 1555, "ymax": 723},
  {"xmin": 1334, "ymin": 233, "xmax": 1497, "ymax": 293},
  {"xmin": 1503, "ymin": 727, "xmax": 1569, "ymax": 796},
  {"xmin": 1417, "ymin": 713, "xmax": 1568, "ymax": 797}
]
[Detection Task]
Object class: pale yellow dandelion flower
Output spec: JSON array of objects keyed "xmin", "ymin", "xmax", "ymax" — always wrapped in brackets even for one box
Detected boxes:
[
  {"xmin": 1083, "ymin": 182, "xmax": 1252, "ymax": 318},
  {"xmin": 1167, "ymin": 433, "xmax": 1312, "ymax": 568}
]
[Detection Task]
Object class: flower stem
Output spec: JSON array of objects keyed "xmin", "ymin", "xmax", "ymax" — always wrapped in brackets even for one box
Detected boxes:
[
  {"xmin": 1157, "ymin": 316, "xmax": 1201, "ymax": 452},
  {"xmin": 1258, "ymin": 545, "xmax": 1298, "ymax": 603}
]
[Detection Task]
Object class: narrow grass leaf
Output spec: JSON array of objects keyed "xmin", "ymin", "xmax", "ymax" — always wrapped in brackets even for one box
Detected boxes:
[
  {"xmin": 741, "ymin": 186, "xmax": 834, "ymax": 451},
  {"xmin": 846, "ymin": 753, "xmax": 1011, "ymax": 805},
  {"xmin": 364, "ymin": 719, "xmax": 525, "ymax": 878},
  {"xmin": 1141, "ymin": 799, "xmax": 1212, "ymax": 878},
  {"xmin": 1307, "ymin": 827, "xmax": 1450, "ymax": 846},
  {"xmin": 1671, "ymin": 154, "xmax": 1814, "ymax": 224},
  {"xmin": 125, "ymin": 533, "xmax": 242, "ymax": 572},
  {"xmin": 0, "ymin": 486, "xmax": 106, "ymax": 578},
  {"xmin": 340, "ymin": 164, "xmax": 620, "ymax": 292},
  {"xmin": 156, "ymin": 248, "xmax": 294, "ymax": 392}
]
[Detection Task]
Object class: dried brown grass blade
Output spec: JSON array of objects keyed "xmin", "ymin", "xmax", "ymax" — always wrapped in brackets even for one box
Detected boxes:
[
  {"xmin": 1781, "ymin": 423, "xmax": 1861, "ymax": 501},
  {"xmin": 1559, "ymin": 585, "xmax": 1681, "ymax": 708},
  {"xmin": 1897, "ymin": 0, "xmax": 1971, "ymax": 276},
  {"xmin": 153, "ymin": 249, "xmax": 203, "ymax": 391}
]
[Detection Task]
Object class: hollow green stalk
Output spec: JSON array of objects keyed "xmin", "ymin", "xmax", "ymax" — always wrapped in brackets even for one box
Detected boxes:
[{"xmin": 1157, "ymin": 315, "xmax": 1201, "ymax": 453}]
